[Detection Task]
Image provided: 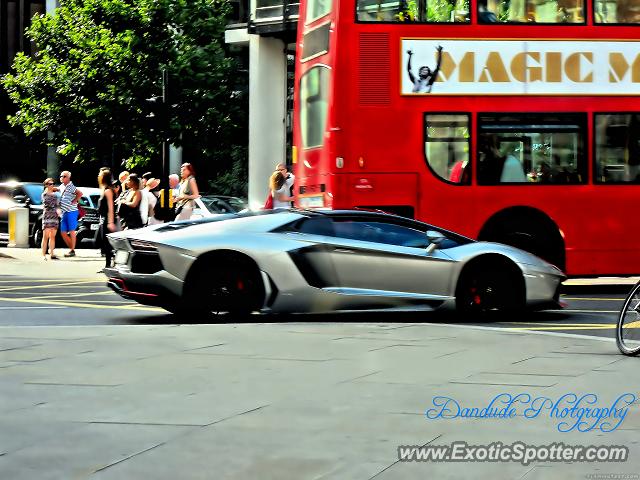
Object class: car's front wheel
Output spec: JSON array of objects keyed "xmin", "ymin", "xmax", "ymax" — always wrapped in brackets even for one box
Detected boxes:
[{"xmin": 455, "ymin": 257, "xmax": 525, "ymax": 315}]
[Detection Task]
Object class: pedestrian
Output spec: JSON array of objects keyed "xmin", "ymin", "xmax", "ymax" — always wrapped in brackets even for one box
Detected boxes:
[
  {"xmin": 175, "ymin": 163, "xmax": 200, "ymax": 220},
  {"xmin": 276, "ymin": 163, "xmax": 295, "ymax": 205},
  {"xmin": 97, "ymin": 168, "xmax": 117, "ymax": 268},
  {"xmin": 269, "ymin": 171, "xmax": 294, "ymax": 209},
  {"xmin": 58, "ymin": 170, "xmax": 83, "ymax": 257},
  {"xmin": 118, "ymin": 173, "xmax": 143, "ymax": 229},
  {"xmin": 41, "ymin": 177, "xmax": 60, "ymax": 261},
  {"xmin": 143, "ymin": 177, "xmax": 162, "ymax": 225},
  {"xmin": 169, "ymin": 174, "xmax": 180, "ymax": 199}
]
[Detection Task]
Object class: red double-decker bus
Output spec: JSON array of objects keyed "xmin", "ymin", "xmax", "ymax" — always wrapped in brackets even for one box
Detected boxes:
[{"xmin": 292, "ymin": 0, "xmax": 640, "ymax": 276}]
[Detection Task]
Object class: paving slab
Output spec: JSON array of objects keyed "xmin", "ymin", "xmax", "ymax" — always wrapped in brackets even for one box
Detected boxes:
[{"xmin": 0, "ymin": 322, "xmax": 638, "ymax": 479}]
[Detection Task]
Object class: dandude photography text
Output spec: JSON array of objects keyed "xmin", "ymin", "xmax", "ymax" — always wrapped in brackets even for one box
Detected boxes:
[
  {"xmin": 424, "ymin": 393, "xmax": 636, "ymax": 433},
  {"xmin": 398, "ymin": 442, "xmax": 629, "ymax": 466}
]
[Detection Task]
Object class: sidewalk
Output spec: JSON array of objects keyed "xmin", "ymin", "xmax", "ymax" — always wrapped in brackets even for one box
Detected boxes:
[
  {"xmin": 0, "ymin": 322, "xmax": 638, "ymax": 479},
  {"xmin": 0, "ymin": 247, "xmax": 104, "ymax": 279}
]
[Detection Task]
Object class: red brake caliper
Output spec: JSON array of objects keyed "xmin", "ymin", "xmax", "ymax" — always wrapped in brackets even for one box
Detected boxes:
[{"xmin": 471, "ymin": 287, "xmax": 481, "ymax": 305}]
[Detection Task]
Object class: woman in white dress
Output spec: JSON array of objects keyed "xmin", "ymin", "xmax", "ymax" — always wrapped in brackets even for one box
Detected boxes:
[{"xmin": 269, "ymin": 171, "xmax": 294, "ymax": 209}]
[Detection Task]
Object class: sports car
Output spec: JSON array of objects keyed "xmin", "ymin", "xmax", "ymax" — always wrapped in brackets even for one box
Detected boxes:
[{"xmin": 104, "ymin": 209, "xmax": 565, "ymax": 317}]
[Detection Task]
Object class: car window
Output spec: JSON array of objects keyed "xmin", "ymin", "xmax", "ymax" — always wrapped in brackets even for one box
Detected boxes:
[
  {"xmin": 78, "ymin": 196, "xmax": 91, "ymax": 207},
  {"xmin": 90, "ymin": 195, "xmax": 100, "ymax": 207},
  {"xmin": 331, "ymin": 220, "xmax": 429, "ymax": 248},
  {"xmin": 21, "ymin": 184, "xmax": 44, "ymax": 205},
  {"xmin": 276, "ymin": 216, "xmax": 335, "ymax": 236}
]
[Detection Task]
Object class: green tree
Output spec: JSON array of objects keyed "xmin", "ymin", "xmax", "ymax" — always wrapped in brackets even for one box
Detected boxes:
[{"xmin": 2, "ymin": 0, "xmax": 243, "ymax": 173}]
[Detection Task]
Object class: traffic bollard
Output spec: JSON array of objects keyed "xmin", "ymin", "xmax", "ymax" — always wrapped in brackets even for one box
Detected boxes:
[{"xmin": 8, "ymin": 206, "xmax": 29, "ymax": 248}]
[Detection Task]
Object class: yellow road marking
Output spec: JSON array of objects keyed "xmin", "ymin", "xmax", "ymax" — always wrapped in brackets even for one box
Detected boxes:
[
  {"xmin": 562, "ymin": 297, "xmax": 625, "ymax": 301},
  {"xmin": 505, "ymin": 325, "xmax": 615, "ymax": 331},
  {"xmin": 499, "ymin": 322, "xmax": 615, "ymax": 327},
  {"xmin": 0, "ymin": 296, "xmax": 163, "ymax": 312},
  {"xmin": 27, "ymin": 291, "xmax": 114, "ymax": 300},
  {"xmin": 549, "ymin": 309, "xmax": 619, "ymax": 314},
  {"xmin": 0, "ymin": 279, "xmax": 104, "ymax": 283},
  {"xmin": 0, "ymin": 281, "xmax": 104, "ymax": 292}
]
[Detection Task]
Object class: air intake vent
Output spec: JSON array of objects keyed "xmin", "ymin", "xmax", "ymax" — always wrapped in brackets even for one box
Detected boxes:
[{"xmin": 359, "ymin": 33, "xmax": 390, "ymax": 106}]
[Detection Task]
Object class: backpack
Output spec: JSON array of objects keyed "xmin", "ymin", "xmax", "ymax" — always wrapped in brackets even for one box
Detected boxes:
[{"xmin": 263, "ymin": 192, "xmax": 273, "ymax": 210}]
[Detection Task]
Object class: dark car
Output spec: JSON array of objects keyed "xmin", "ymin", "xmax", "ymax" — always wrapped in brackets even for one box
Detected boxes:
[{"xmin": 0, "ymin": 181, "xmax": 100, "ymax": 247}]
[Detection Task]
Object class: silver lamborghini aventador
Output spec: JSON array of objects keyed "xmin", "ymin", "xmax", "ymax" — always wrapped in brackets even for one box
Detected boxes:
[{"xmin": 104, "ymin": 210, "xmax": 565, "ymax": 317}]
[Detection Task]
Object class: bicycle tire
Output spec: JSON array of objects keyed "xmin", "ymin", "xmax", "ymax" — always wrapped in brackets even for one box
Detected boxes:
[{"xmin": 616, "ymin": 280, "xmax": 640, "ymax": 356}]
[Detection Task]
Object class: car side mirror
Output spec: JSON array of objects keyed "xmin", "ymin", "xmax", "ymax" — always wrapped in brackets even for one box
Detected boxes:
[
  {"xmin": 13, "ymin": 195, "xmax": 28, "ymax": 205},
  {"xmin": 426, "ymin": 230, "xmax": 446, "ymax": 254}
]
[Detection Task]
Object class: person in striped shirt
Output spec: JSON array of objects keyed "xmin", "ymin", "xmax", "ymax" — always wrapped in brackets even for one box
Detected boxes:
[{"xmin": 59, "ymin": 170, "xmax": 83, "ymax": 257}]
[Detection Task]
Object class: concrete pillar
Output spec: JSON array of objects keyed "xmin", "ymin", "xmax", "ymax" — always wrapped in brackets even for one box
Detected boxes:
[
  {"xmin": 169, "ymin": 145, "xmax": 182, "ymax": 176},
  {"xmin": 46, "ymin": 131, "xmax": 59, "ymax": 178},
  {"xmin": 248, "ymin": 35, "xmax": 286, "ymax": 209},
  {"xmin": 45, "ymin": 0, "xmax": 58, "ymax": 14}
]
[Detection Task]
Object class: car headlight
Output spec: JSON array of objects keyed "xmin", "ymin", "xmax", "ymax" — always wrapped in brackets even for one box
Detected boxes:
[{"xmin": 129, "ymin": 239, "xmax": 158, "ymax": 253}]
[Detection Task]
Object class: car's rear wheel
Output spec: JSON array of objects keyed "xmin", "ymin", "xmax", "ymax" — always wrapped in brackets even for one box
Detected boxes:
[
  {"xmin": 455, "ymin": 257, "xmax": 525, "ymax": 315},
  {"xmin": 174, "ymin": 253, "xmax": 265, "ymax": 320},
  {"xmin": 32, "ymin": 225, "xmax": 43, "ymax": 248}
]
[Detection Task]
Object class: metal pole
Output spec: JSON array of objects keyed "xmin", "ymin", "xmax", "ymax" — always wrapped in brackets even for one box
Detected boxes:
[{"xmin": 161, "ymin": 68, "xmax": 172, "ymax": 218}]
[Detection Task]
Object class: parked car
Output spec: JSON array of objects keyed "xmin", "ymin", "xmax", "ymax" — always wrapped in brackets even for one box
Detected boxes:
[
  {"xmin": 104, "ymin": 209, "xmax": 565, "ymax": 317},
  {"xmin": 0, "ymin": 181, "xmax": 101, "ymax": 248},
  {"xmin": 0, "ymin": 181, "xmax": 46, "ymax": 246},
  {"xmin": 76, "ymin": 187, "xmax": 102, "ymax": 248},
  {"xmin": 190, "ymin": 195, "xmax": 248, "ymax": 219}
]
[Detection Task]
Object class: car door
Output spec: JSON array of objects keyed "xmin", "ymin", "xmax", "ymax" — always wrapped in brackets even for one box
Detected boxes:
[
  {"xmin": 321, "ymin": 217, "xmax": 456, "ymax": 296},
  {"xmin": 278, "ymin": 216, "xmax": 341, "ymax": 288}
]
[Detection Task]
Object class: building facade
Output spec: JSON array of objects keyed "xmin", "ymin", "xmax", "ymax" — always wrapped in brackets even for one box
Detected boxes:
[
  {"xmin": 0, "ymin": 0, "xmax": 52, "ymax": 180},
  {"xmin": 226, "ymin": 0, "xmax": 297, "ymax": 207}
]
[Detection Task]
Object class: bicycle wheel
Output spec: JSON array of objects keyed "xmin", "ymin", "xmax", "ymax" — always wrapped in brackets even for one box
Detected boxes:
[{"xmin": 617, "ymin": 281, "xmax": 640, "ymax": 356}]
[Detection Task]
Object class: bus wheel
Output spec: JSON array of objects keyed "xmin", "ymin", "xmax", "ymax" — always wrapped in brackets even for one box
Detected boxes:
[
  {"xmin": 478, "ymin": 208, "xmax": 565, "ymax": 272},
  {"xmin": 455, "ymin": 256, "xmax": 525, "ymax": 315}
]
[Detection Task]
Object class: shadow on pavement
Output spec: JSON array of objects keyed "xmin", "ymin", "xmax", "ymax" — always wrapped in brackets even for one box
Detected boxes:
[{"xmin": 125, "ymin": 309, "xmax": 572, "ymax": 326}]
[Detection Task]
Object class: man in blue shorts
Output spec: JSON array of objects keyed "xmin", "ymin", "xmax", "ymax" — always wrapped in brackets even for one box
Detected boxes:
[{"xmin": 59, "ymin": 170, "xmax": 83, "ymax": 257}]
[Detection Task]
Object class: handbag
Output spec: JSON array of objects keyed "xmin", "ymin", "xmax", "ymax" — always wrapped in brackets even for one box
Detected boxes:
[
  {"xmin": 78, "ymin": 205, "xmax": 86, "ymax": 220},
  {"xmin": 263, "ymin": 192, "xmax": 274, "ymax": 210}
]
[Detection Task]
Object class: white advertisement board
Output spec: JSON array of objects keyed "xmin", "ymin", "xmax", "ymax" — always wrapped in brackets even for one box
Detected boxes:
[{"xmin": 401, "ymin": 39, "xmax": 640, "ymax": 95}]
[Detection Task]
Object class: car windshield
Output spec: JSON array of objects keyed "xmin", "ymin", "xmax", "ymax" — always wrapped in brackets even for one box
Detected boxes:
[
  {"xmin": 201, "ymin": 196, "xmax": 247, "ymax": 214},
  {"xmin": 0, "ymin": 184, "xmax": 44, "ymax": 206},
  {"xmin": 226, "ymin": 197, "xmax": 247, "ymax": 211},
  {"xmin": 22, "ymin": 184, "xmax": 44, "ymax": 205}
]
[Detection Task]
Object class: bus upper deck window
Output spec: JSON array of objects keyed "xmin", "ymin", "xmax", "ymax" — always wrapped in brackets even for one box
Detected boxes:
[
  {"xmin": 478, "ymin": 0, "xmax": 585, "ymax": 23},
  {"xmin": 595, "ymin": 0, "xmax": 640, "ymax": 23},
  {"xmin": 356, "ymin": 0, "xmax": 470, "ymax": 22}
]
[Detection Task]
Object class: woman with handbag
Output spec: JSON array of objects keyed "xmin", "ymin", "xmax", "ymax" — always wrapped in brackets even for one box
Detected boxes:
[
  {"xmin": 118, "ymin": 173, "xmax": 143, "ymax": 230},
  {"xmin": 175, "ymin": 163, "xmax": 200, "ymax": 220}
]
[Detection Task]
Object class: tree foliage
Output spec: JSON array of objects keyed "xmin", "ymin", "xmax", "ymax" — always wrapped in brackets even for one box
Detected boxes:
[{"xmin": 2, "ymin": 0, "xmax": 241, "ymax": 169}]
